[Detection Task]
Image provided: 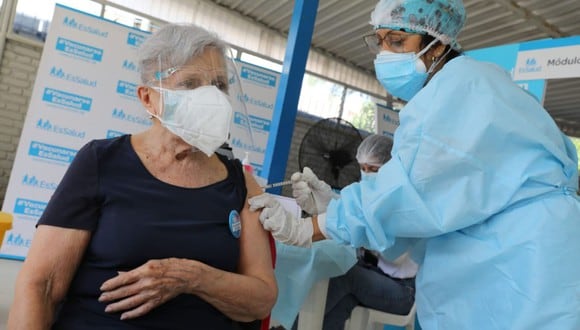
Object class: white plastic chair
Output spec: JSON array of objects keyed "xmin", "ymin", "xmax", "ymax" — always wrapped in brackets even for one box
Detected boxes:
[
  {"xmin": 297, "ymin": 279, "xmax": 330, "ymax": 330},
  {"xmin": 345, "ymin": 302, "xmax": 416, "ymax": 330}
]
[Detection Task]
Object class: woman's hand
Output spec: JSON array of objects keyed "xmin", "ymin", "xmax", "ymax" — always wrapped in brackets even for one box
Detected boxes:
[{"xmin": 99, "ymin": 258, "xmax": 196, "ymax": 320}]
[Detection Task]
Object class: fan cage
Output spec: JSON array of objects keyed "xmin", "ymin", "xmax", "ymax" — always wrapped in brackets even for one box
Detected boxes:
[{"xmin": 298, "ymin": 117, "xmax": 363, "ymax": 190}]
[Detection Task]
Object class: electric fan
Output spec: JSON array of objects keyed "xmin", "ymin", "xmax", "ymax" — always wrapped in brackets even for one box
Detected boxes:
[{"xmin": 298, "ymin": 117, "xmax": 363, "ymax": 190}]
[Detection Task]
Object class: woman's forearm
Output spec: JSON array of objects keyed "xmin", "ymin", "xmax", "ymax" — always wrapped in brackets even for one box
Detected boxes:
[
  {"xmin": 8, "ymin": 227, "xmax": 90, "ymax": 329},
  {"xmin": 8, "ymin": 282, "xmax": 58, "ymax": 330},
  {"xmin": 185, "ymin": 259, "xmax": 277, "ymax": 321},
  {"xmin": 312, "ymin": 215, "xmax": 327, "ymax": 242},
  {"xmin": 98, "ymin": 256, "xmax": 277, "ymax": 321}
]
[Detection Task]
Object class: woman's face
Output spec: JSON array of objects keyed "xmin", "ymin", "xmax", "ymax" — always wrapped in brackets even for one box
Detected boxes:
[
  {"xmin": 374, "ymin": 28, "xmax": 445, "ymax": 70},
  {"xmin": 359, "ymin": 163, "xmax": 381, "ymax": 173},
  {"xmin": 141, "ymin": 47, "xmax": 229, "ymax": 117},
  {"xmin": 374, "ymin": 29, "xmax": 424, "ymax": 54},
  {"xmin": 161, "ymin": 47, "xmax": 229, "ymax": 92}
]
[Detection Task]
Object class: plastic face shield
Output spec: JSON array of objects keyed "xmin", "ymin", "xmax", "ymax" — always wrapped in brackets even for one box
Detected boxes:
[{"xmin": 152, "ymin": 47, "xmax": 255, "ymax": 155}]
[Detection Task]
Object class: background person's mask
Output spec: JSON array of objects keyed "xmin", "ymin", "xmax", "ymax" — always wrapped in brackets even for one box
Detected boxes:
[
  {"xmin": 152, "ymin": 85, "xmax": 233, "ymax": 156},
  {"xmin": 360, "ymin": 171, "xmax": 378, "ymax": 182}
]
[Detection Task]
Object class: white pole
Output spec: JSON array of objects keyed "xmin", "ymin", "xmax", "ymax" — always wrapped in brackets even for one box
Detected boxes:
[{"xmin": 0, "ymin": 0, "xmax": 17, "ymax": 63}]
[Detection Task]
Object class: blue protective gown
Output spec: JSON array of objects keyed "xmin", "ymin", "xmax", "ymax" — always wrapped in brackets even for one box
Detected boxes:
[
  {"xmin": 325, "ymin": 56, "xmax": 580, "ymax": 329},
  {"xmin": 271, "ymin": 241, "xmax": 357, "ymax": 329}
]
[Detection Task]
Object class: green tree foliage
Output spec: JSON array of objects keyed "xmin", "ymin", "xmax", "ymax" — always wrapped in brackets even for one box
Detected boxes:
[
  {"xmin": 351, "ymin": 100, "xmax": 376, "ymax": 133},
  {"xmin": 570, "ymin": 137, "xmax": 580, "ymax": 171}
]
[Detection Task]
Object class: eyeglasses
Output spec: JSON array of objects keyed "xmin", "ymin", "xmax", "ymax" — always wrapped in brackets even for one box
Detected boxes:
[
  {"xmin": 153, "ymin": 67, "xmax": 229, "ymax": 92},
  {"xmin": 362, "ymin": 31, "xmax": 421, "ymax": 54}
]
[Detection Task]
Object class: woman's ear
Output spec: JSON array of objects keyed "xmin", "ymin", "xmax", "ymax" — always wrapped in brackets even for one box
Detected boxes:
[
  {"xmin": 433, "ymin": 43, "xmax": 447, "ymax": 58},
  {"xmin": 137, "ymin": 86, "xmax": 157, "ymax": 115},
  {"xmin": 424, "ymin": 42, "xmax": 449, "ymax": 71}
]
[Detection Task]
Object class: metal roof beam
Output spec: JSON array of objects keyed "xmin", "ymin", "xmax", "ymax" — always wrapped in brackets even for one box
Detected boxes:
[
  {"xmin": 313, "ymin": 1, "xmax": 362, "ymax": 26},
  {"xmin": 242, "ymin": 1, "xmax": 268, "ymax": 17},
  {"xmin": 490, "ymin": 0, "xmax": 568, "ymax": 37},
  {"xmin": 229, "ymin": 0, "xmax": 245, "ymax": 11},
  {"xmin": 255, "ymin": 2, "xmax": 290, "ymax": 21}
]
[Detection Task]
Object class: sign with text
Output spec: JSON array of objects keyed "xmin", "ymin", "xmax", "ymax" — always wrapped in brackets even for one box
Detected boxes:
[
  {"xmin": 0, "ymin": 5, "xmax": 150, "ymax": 260},
  {"xmin": 375, "ymin": 104, "xmax": 400, "ymax": 137},
  {"xmin": 514, "ymin": 37, "xmax": 580, "ymax": 81},
  {"xmin": 230, "ymin": 60, "xmax": 280, "ymax": 178}
]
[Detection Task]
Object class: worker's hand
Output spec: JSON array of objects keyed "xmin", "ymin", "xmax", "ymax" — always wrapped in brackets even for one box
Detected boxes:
[
  {"xmin": 291, "ymin": 167, "xmax": 336, "ymax": 215},
  {"xmin": 99, "ymin": 258, "xmax": 190, "ymax": 320},
  {"xmin": 248, "ymin": 193, "xmax": 313, "ymax": 247}
]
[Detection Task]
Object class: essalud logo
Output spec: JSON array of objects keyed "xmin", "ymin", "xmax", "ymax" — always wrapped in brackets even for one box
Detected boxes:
[
  {"xmin": 526, "ymin": 58, "xmax": 537, "ymax": 66},
  {"xmin": 122, "ymin": 60, "xmax": 138, "ymax": 72},
  {"xmin": 111, "ymin": 108, "xmax": 151, "ymax": 127},
  {"xmin": 62, "ymin": 16, "xmax": 109, "ymax": 38},
  {"xmin": 49, "ymin": 66, "xmax": 97, "ymax": 88},
  {"xmin": 21, "ymin": 174, "xmax": 58, "ymax": 190},
  {"xmin": 62, "ymin": 16, "xmax": 79, "ymax": 28},
  {"xmin": 35, "ymin": 118, "xmax": 86, "ymax": 139},
  {"xmin": 519, "ymin": 56, "xmax": 542, "ymax": 74}
]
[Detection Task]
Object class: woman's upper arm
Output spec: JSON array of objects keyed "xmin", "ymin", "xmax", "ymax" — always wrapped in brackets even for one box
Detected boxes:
[
  {"xmin": 17, "ymin": 225, "xmax": 91, "ymax": 301},
  {"xmin": 238, "ymin": 172, "xmax": 276, "ymax": 288}
]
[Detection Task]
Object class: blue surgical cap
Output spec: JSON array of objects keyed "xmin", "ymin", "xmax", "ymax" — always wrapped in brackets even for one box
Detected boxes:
[{"xmin": 370, "ymin": 0, "xmax": 466, "ymax": 50}]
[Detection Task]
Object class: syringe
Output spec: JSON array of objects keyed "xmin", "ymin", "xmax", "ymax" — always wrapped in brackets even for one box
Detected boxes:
[{"xmin": 261, "ymin": 180, "xmax": 293, "ymax": 189}]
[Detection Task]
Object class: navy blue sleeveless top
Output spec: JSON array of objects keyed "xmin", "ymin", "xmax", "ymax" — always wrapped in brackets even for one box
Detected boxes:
[{"xmin": 38, "ymin": 135, "xmax": 257, "ymax": 329}]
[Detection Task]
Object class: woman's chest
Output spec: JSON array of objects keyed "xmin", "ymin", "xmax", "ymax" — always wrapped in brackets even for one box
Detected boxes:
[{"xmin": 89, "ymin": 179, "xmax": 242, "ymax": 272}]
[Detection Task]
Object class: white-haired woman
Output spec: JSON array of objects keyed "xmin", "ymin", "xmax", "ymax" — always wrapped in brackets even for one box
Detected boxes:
[{"xmin": 9, "ymin": 24, "xmax": 277, "ymax": 330}]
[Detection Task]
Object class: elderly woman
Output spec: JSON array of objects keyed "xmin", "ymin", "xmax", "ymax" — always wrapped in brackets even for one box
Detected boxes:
[
  {"xmin": 8, "ymin": 24, "xmax": 277, "ymax": 329},
  {"xmin": 252, "ymin": 0, "xmax": 580, "ymax": 328}
]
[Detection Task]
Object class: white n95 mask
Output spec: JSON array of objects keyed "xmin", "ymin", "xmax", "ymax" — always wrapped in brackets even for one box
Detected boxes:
[{"xmin": 152, "ymin": 85, "xmax": 233, "ymax": 156}]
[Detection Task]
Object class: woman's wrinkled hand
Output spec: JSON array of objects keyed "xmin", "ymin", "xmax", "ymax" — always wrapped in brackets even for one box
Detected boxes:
[{"xmin": 99, "ymin": 258, "xmax": 196, "ymax": 320}]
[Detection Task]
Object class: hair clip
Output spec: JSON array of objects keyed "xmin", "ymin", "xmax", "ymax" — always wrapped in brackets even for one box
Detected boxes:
[{"xmin": 154, "ymin": 67, "xmax": 178, "ymax": 81}]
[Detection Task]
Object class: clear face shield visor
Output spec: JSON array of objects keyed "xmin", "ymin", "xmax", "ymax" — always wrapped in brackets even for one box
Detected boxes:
[{"xmin": 148, "ymin": 47, "xmax": 255, "ymax": 157}]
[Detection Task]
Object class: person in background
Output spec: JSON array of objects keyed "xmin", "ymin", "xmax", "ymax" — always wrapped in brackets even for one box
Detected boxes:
[
  {"xmin": 253, "ymin": 0, "xmax": 580, "ymax": 328},
  {"xmin": 8, "ymin": 23, "xmax": 276, "ymax": 330},
  {"xmin": 251, "ymin": 135, "xmax": 418, "ymax": 330},
  {"xmin": 323, "ymin": 134, "xmax": 417, "ymax": 330}
]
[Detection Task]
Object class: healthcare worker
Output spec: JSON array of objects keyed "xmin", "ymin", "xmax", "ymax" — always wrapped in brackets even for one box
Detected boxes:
[{"xmin": 250, "ymin": 0, "xmax": 580, "ymax": 328}]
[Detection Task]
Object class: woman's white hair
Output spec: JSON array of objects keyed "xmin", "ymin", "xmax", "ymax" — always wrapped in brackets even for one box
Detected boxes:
[{"xmin": 138, "ymin": 23, "xmax": 227, "ymax": 84}]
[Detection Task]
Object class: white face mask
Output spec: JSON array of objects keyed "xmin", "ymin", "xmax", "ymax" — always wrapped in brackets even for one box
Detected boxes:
[{"xmin": 150, "ymin": 85, "xmax": 232, "ymax": 156}]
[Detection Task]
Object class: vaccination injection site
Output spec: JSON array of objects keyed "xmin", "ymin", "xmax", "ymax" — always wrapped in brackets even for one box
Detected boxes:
[{"xmin": 1, "ymin": 0, "xmax": 580, "ymax": 329}]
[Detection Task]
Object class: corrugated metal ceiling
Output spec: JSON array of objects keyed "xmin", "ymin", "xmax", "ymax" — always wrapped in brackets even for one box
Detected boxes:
[{"xmin": 208, "ymin": 0, "xmax": 580, "ymax": 135}]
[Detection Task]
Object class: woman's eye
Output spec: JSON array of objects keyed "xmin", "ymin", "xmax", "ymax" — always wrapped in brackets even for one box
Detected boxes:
[
  {"xmin": 178, "ymin": 79, "xmax": 202, "ymax": 90},
  {"xmin": 213, "ymin": 80, "xmax": 228, "ymax": 92},
  {"xmin": 388, "ymin": 37, "xmax": 404, "ymax": 47}
]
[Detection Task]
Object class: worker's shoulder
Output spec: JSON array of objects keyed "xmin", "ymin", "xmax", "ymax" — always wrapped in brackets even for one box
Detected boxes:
[{"xmin": 433, "ymin": 56, "xmax": 513, "ymax": 93}]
